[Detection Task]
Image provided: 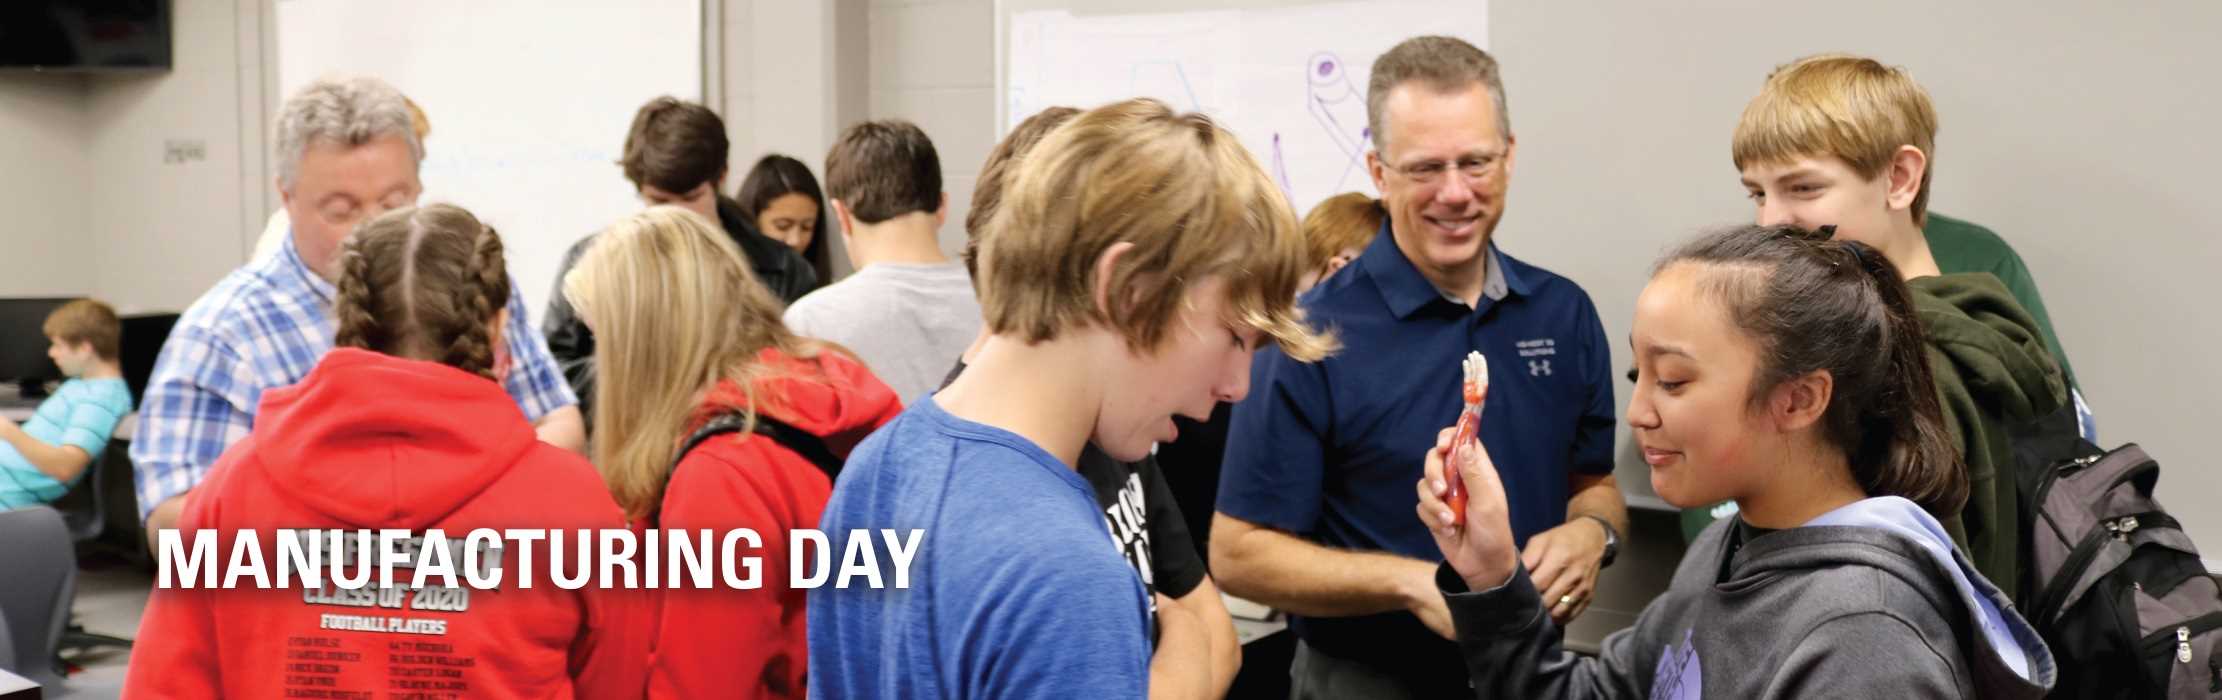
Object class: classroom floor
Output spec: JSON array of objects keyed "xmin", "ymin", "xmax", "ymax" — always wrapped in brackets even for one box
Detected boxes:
[{"xmin": 50, "ymin": 559, "xmax": 146, "ymax": 700}]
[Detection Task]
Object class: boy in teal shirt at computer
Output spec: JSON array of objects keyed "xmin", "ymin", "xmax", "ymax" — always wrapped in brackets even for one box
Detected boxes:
[{"xmin": 1, "ymin": 299, "xmax": 133, "ymax": 509}]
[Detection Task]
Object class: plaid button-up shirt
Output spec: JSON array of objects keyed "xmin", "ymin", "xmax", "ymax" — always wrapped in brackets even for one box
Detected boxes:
[{"xmin": 129, "ymin": 235, "xmax": 575, "ymax": 518}]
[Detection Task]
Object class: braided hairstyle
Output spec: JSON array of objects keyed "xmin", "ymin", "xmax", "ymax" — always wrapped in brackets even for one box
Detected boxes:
[
  {"xmin": 333, "ymin": 203, "xmax": 511, "ymax": 380},
  {"xmin": 1660, "ymin": 224, "xmax": 1965, "ymax": 520}
]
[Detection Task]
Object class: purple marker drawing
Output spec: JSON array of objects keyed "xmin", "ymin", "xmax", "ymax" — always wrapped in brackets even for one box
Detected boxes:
[
  {"xmin": 1306, "ymin": 52, "xmax": 1366, "ymax": 161},
  {"xmin": 1304, "ymin": 51, "xmax": 1374, "ymax": 197},
  {"xmin": 1271, "ymin": 133, "xmax": 1296, "ymax": 203}
]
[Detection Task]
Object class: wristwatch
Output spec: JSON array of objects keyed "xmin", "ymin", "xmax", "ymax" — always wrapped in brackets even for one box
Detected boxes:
[{"xmin": 1581, "ymin": 515, "xmax": 1619, "ymax": 569}]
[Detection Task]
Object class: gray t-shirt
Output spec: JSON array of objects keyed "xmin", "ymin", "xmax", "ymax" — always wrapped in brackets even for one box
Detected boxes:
[{"xmin": 782, "ymin": 261, "xmax": 982, "ymax": 405}]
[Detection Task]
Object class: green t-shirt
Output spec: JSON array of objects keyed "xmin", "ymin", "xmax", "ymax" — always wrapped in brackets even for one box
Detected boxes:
[{"xmin": 1678, "ymin": 213, "xmax": 2079, "ymax": 542}]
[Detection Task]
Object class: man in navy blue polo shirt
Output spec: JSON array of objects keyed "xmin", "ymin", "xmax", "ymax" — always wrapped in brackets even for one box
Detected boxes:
[{"xmin": 1210, "ymin": 36, "xmax": 1627, "ymax": 698}]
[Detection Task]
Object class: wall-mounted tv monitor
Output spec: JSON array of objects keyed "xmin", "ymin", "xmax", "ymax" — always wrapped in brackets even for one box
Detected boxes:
[{"xmin": 0, "ymin": 1, "xmax": 172, "ymax": 72}]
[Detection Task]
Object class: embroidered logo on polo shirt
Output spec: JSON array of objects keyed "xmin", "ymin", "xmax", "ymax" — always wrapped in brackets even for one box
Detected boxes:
[{"xmin": 1517, "ymin": 338, "xmax": 1557, "ymax": 376}]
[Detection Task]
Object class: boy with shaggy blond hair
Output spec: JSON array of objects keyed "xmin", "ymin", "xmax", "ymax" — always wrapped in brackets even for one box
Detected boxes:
[
  {"xmin": 809, "ymin": 97, "xmax": 1333, "ymax": 698},
  {"xmin": 1714, "ymin": 54, "xmax": 2082, "ymax": 601},
  {"xmin": 1732, "ymin": 54, "xmax": 2081, "ymax": 407}
]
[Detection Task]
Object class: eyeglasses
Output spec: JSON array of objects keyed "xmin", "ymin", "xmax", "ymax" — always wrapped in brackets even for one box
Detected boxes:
[{"xmin": 1390, "ymin": 152, "xmax": 1504, "ymax": 185}]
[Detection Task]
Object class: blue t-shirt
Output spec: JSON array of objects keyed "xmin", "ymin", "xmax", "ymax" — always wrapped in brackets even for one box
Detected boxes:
[
  {"xmin": 2, "ymin": 377, "xmax": 132, "ymax": 508},
  {"xmin": 1217, "ymin": 225, "xmax": 1615, "ymax": 683},
  {"xmin": 808, "ymin": 397, "xmax": 1150, "ymax": 699}
]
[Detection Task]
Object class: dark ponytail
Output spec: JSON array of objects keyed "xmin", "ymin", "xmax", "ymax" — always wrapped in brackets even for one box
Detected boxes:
[
  {"xmin": 333, "ymin": 204, "xmax": 512, "ymax": 381},
  {"xmin": 1661, "ymin": 225, "xmax": 1966, "ymax": 519}
]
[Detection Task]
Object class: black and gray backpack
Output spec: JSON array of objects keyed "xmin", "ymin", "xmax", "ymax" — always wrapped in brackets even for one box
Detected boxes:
[{"xmin": 2016, "ymin": 416, "xmax": 2222, "ymax": 697}]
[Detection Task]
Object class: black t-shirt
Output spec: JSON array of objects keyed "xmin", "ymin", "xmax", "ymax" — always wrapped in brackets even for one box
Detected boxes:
[
  {"xmin": 1720, "ymin": 518, "xmax": 1779, "ymax": 582},
  {"xmin": 1153, "ymin": 401, "xmax": 1231, "ymax": 556},
  {"xmin": 939, "ymin": 362, "xmax": 1209, "ymax": 602}
]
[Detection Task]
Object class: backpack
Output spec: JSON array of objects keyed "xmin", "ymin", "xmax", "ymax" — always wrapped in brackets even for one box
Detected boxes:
[
  {"xmin": 649, "ymin": 411, "xmax": 843, "ymax": 527},
  {"xmin": 2015, "ymin": 406, "xmax": 2222, "ymax": 698}
]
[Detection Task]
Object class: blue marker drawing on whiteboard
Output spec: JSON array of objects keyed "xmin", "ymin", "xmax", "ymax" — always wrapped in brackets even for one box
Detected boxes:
[{"xmin": 1130, "ymin": 61, "xmax": 1203, "ymax": 111}]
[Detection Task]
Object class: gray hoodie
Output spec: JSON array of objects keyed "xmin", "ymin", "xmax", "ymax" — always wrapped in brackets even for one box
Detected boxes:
[{"xmin": 1440, "ymin": 496, "xmax": 2057, "ymax": 698}]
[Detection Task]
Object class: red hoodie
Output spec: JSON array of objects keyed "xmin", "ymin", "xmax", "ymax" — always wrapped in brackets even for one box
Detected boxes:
[
  {"xmin": 645, "ymin": 348, "xmax": 901, "ymax": 700},
  {"xmin": 125, "ymin": 348, "xmax": 647, "ymax": 700}
]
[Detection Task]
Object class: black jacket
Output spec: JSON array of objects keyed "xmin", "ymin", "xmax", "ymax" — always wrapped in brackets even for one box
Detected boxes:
[{"xmin": 542, "ymin": 195, "xmax": 819, "ymax": 422}]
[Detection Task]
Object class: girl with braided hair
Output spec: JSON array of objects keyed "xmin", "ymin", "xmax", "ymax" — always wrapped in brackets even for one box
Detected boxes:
[
  {"xmin": 127, "ymin": 204, "xmax": 648, "ymax": 699},
  {"xmin": 563, "ymin": 205, "xmax": 901, "ymax": 700}
]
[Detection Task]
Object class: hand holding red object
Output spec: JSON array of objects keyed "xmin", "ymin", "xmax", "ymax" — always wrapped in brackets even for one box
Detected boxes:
[{"xmin": 1444, "ymin": 352, "xmax": 1488, "ymax": 526}]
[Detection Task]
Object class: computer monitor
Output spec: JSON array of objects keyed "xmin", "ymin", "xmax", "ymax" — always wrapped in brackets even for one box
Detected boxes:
[
  {"xmin": 0, "ymin": 297, "xmax": 73, "ymax": 399},
  {"xmin": 119, "ymin": 312, "xmax": 180, "ymax": 405}
]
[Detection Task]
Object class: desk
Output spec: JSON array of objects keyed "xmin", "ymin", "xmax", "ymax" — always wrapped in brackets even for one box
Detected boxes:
[
  {"xmin": 1232, "ymin": 614, "xmax": 1287, "ymax": 646},
  {"xmin": 1224, "ymin": 592, "xmax": 1286, "ymax": 645},
  {"xmin": 1, "ymin": 383, "xmax": 39, "ymax": 423},
  {"xmin": 0, "ymin": 668, "xmax": 37, "ymax": 699}
]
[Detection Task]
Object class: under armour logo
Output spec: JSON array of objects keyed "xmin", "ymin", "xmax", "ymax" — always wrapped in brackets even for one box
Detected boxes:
[{"xmin": 1529, "ymin": 359, "xmax": 1552, "ymax": 376}]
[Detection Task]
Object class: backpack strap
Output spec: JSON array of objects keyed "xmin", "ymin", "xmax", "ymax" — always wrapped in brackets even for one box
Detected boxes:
[
  {"xmin": 677, "ymin": 412, "xmax": 844, "ymax": 477},
  {"xmin": 652, "ymin": 412, "xmax": 844, "ymax": 526}
]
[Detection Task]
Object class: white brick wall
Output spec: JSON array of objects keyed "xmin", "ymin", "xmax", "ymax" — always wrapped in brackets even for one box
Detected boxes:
[
  {"xmin": 0, "ymin": 75, "xmax": 92, "ymax": 297},
  {"xmin": 866, "ymin": 0, "xmax": 994, "ymax": 258},
  {"xmin": 721, "ymin": 0, "xmax": 869, "ymax": 277},
  {"xmin": 83, "ymin": 0, "xmax": 260, "ymax": 313}
]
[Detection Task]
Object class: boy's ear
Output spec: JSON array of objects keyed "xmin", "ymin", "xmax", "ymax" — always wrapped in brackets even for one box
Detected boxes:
[
  {"xmin": 831, "ymin": 199, "xmax": 863, "ymax": 270},
  {"xmin": 1365, "ymin": 150, "xmax": 1389, "ymax": 197},
  {"xmin": 1886, "ymin": 145, "xmax": 1927, "ymax": 212},
  {"xmin": 1089, "ymin": 241, "xmax": 1138, "ymax": 320},
  {"xmin": 1500, "ymin": 133, "xmax": 1518, "ymax": 180},
  {"xmin": 830, "ymin": 199, "xmax": 854, "ymax": 238},
  {"xmin": 934, "ymin": 192, "xmax": 949, "ymax": 228},
  {"xmin": 1770, "ymin": 369, "xmax": 1834, "ymax": 432}
]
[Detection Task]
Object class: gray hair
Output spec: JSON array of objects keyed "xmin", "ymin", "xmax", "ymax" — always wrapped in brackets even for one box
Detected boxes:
[
  {"xmin": 275, "ymin": 76, "xmax": 424, "ymax": 190},
  {"xmin": 1365, "ymin": 36, "xmax": 1510, "ymax": 152}
]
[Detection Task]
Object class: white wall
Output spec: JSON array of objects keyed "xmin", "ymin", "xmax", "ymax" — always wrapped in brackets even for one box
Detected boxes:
[
  {"xmin": 717, "ymin": 0, "xmax": 871, "ymax": 277},
  {"xmin": 871, "ymin": 0, "xmax": 1317, "ymax": 257},
  {"xmin": 0, "ymin": 0, "xmax": 260, "ymax": 312},
  {"xmin": 6, "ymin": 0, "xmax": 859, "ymax": 309},
  {"xmin": 867, "ymin": 0, "xmax": 998, "ymax": 259},
  {"xmin": 0, "ymin": 74, "xmax": 92, "ymax": 298},
  {"xmin": 84, "ymin": 0, "xmax": 267, "ymax": 315}
]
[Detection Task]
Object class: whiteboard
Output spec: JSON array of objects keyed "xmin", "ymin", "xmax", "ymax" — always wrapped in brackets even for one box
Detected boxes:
[
  {"xmin": 1002, "ymin": 1, "xmax": 1486, "ymax": 218},
  {"xmin": 275, "ymin": 0, "xmax": 701, "ymax": 325}
]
